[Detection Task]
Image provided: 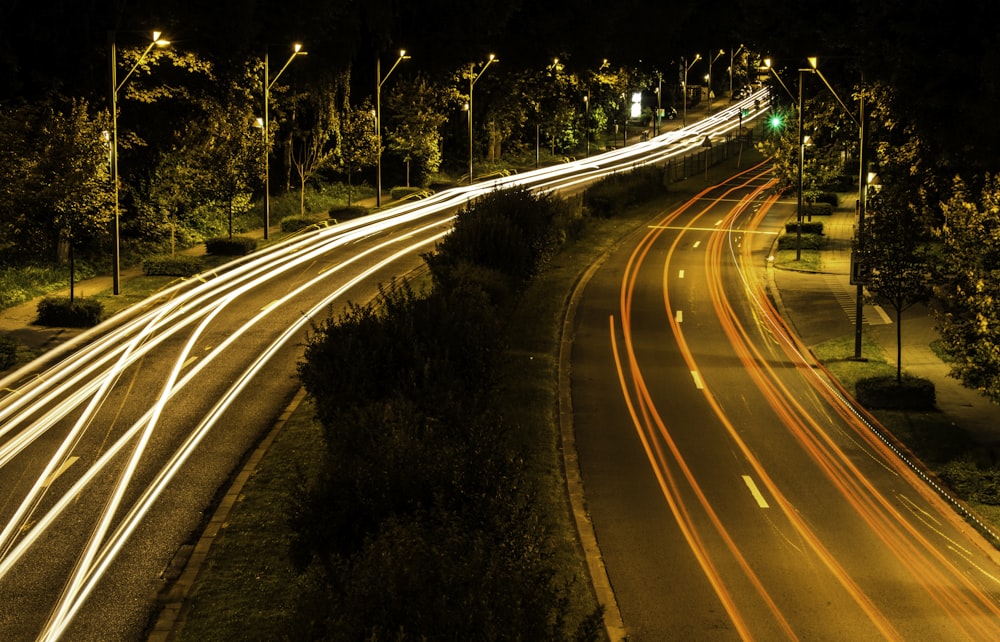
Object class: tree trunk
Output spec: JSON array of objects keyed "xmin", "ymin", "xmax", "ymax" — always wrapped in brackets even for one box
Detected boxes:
[{"xmin": 896, "ymin": 303, "xmax": 903, "ymax": 383}]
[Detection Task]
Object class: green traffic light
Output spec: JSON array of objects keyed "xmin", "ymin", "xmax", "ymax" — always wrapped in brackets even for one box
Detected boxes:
[{"xmin": 769, "ymin": 113, "xmax": 784, "ymax": 130}]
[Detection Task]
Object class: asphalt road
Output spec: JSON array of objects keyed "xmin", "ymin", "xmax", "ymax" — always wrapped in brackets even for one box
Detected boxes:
[{"xmin": 570, "ymin": 162, "xmax": 1000, "ymax": 640}]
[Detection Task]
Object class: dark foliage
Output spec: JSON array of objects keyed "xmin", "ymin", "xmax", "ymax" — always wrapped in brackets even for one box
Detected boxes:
[
  {"xmin": 142, "ymin": 254, "xmax": 204, "ymax": 277},
  {"xmin": 424, "ymin": 186, "xmax": 567, "ymax": 303},
  {"xmin": 35, "ymin": 297, "xmax": 103, "ymax": 327},
  {"xmin": 855, "ymin": 375, "xmax": 936, "ymax": 410},
  {"xmin": 0, "ymin": 335, "xmax": 16, "ymax": 370},
  {"xmin": 204, "ymin": 235, "xmax": 257, "ymax": 256},
  {"xmin": 583, "ymin": 166, "xmax": 667, "ymax": 218},
  {"xmin": 784, "ymin": 221, "xmax": 824, "ymax": 235}
]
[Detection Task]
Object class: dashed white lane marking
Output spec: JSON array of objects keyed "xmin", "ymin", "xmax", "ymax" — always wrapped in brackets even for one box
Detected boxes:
[
  {"xmin": 42, "ymin": 456, "xmax": 79, "ymax": 488},
  {"xmin": 743, "ymin": 475, "xmax": 770, "ymax": 508}
]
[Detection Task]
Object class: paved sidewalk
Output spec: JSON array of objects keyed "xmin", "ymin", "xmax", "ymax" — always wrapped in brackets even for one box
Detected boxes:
[{"xmin": 768, "ymin": 196, "xmax": 1000, "ymax": 446}]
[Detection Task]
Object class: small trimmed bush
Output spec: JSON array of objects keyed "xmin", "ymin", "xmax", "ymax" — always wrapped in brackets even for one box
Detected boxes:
[
  {"xmin": 143, "ymin": 254, "xmax": 204, "ymax": 277},
  {"xmin": 329, "ymin": 205, "xmax": 368, "ymax": 221},
  {"xmin": 205, "ymin": 235, "xmax": 257, "ymax": 256},
  {"xmin": 815, "ymin": 192, "xmax": 839, "ymax": 206},
  {"xmin": 280, "ymin": 215, "xmax": 324, "ymax": 233},
  {"xmin": 855, "ymin": 375, "xmax": 936, "ymax": 410},
  {"xmin": 785, "ymin": 221, "xmax": 824, "ymax": 235},
  {"xmin": 777, "ymin": 232, "xmax": 824, "ymax": 251},
  {"xmin": 804, "ymin": 202, "xmax": 833, "ymax": 217},
  {"xmin": 390, "ymin": 186, "xmax": 430, "ymax": 200},
  {"xmin": 36, "ymin": 296, "xmax": 104, "ymax": 328},
  {"xmin": 0, "ymin": 335, "xmax": 17, "ymax": 370}
]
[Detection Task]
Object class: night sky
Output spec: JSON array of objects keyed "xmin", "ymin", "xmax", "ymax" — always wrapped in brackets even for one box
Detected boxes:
[{"xmin": 2, "ymin": 0, "xmax": 997, "ymax": 174}]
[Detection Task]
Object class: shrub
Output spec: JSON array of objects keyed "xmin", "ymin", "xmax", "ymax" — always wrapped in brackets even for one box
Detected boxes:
[
  {"xmin": 143, "ymin": 254, "xmax": 204, "ymax": 277},
  {"xmin": 0, "ymin": 335, "xmax": 17, "ymax": 370},
  {"xmin": 855, "ymin": 375, "xmax": 936, "ymax": 410},
  {"xmin": 939, "ymin": 458, "xmax": 1000, "ymax": 505},
  {"xmin": 785, "ymin": 221, "xmax": 824, "ymax": 235},
  {"xmin": 804, "ymin": 202, "xmax": 833, "ymax": 217},
  {"xmin": 815, "ymin": 192, "xmax": 839, "ymax": 206},
  {"xmin": 36, "ymin": 296, "xmax": 103, "ymax": 328},
  {"xmin": 205, "ymin": 235, "xmax": 257, "ymax": 256},
  {"xmin": 777, "ymin": 232, "xmax": 824, "ymax": 250},
  {"xmin": 329, "ymin": 205, "xmax": 368, "ymax": 221},
  {"xmin": 583, "ymin": 166, "xmax": 666, "ymax": 218},
  {"xmin": 280, "ymin": 215, "xmax": 323, "ymax": 233},
  {"xmin": 390, "ymin": 186, "xmax": 429, "ymax": 200}
]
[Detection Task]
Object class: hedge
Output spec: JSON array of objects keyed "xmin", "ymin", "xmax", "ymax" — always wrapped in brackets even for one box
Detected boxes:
[
  {"xmin": 777, "ymin": 232, "xmax": 824, "ymax": 250},
  {"xmin": 36, "ymin": 296, "xmax": 104, "ymax": 328},
  {"xmin": 390, "ymin": 186, "xmax": 430, "ymax": 200},
  {"xmin": 804, "ymin": 202, "xmax": 833, "ymax": 217},
  {"xmin": 143, "ymin": 254, "xmax": 204, "ymax": 277},
  {"xmin": 785, "ymin": 221, "xmax": 824, "ymax": 235},
  {"xmin": 280, "ymin": 215, "xmax": 324, "ymax": 233},
  {"xmin": 855, "ymin": 375, "xmax": 936, "ymax": 410},
  {"xmin": 205, "ymin": 235, "xmax": 258, "ymax": 256}
]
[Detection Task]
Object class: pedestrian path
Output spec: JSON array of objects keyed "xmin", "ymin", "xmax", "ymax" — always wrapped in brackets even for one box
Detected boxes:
[{"xmin": 768, "ymin": 195, "xmax": 999, "ymax": 446}]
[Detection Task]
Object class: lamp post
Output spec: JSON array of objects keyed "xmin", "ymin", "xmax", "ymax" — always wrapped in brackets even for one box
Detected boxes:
[
  {"xmin": 795, "ymin": 57, "xmax": 818, "ymax": 261},
  {"xmin": 656, "ymin": 71, "xmax": 662, "ymax": 135},
  {"xmin": 682, "ymin": 54, "xmax": 701, "ymax": 127},
  {"xmin": 584, "ymin": 90, "xmax": 590, "ymax": 157},
  {"xmin": 376, "ymin": 49, "xmax": 410, "ymax": 208},
  {"xmin": 729, "ymin": 44, "xmax": 746, "ymax": 97},
  {"xmin": 706, "ymin": 49, "xmax": 724, "ymax": 114},
  {"xmin": 263, "ymin": 43, "xmax": 307, "ymax": 240},
  {"xmin": 467, "ymin": 54, "xmax": 497, "ymax": 184},
  {"xmin": 108, "ymin": 29, "xmax": 169, "ymax": 295}
]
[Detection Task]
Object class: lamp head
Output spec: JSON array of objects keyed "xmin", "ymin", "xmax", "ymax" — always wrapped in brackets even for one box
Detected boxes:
[
  {"xmin": 152, "ymin": 31, "xmax": 170, "ymax": 46},
  {"xmin": 293, "ymin": 43, "xmax": 308, "ymax": 55},
  {"xmin": 808, "ymin": 56, "xmax": 817, "ymax": 69},
  {"xmin": 400, "ymin": 49, "xmax": 410, "ymax": 59}
]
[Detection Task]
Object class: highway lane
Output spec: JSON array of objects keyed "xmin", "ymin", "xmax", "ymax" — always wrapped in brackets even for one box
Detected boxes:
[
  {"xmin": 571, "ymin": 162, "xmax": 1000, "ymax": 639},
  {"xmin": 0, "ymin": 96, "xmax": 769, "ymax": 639}
]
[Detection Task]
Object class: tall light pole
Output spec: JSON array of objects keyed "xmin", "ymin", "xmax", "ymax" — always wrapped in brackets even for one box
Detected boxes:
[
  {"xmin": 682, "ymin": 54, "xmax": 701, "ymax": 127},
  {"xmin": 796, "ymin": 57, "xmax": 818, "ymax": 261},
  {"xmin": 263, "ymin": 43, "xmax": 307, "ymax": 240},
  {"xmin": 706, "ymin": 49, "xmax": 724, "ymax": 114},
  {"xmin": 108, "ymin": 29, "xmax": 169, "ymax": 295},
  {"xmin": 729, "ymin": 44, "xmax": 746, "ymax": 97},
  {"xmin": 656, "ymin": 71, "xmax": 662, "ymax": 135},
  {"xmin": 467, "ymin": 54, "xmax": 497, "ymax": 184},
  {"xmin": 376, "ymin": 49, "xmax": 410, "ymax": 208},
  {"xmin": 584, "ymin": 90, "xmax": 590, "ymax": 157}
]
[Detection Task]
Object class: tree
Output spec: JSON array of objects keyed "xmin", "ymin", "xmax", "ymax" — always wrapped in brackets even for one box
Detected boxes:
[
  {"xmin": 385, "ymin": 74, "xmax": 456, "ymax": 187},
  {"xmin": 337, "ymin": 97, "xmax": 379, "ymax": 206},
  {"xmin": 0, "ymin": 99, "xmax": 112, "ymax": 298},
  {"xmin": 936, "ymin": 175, "xmax": 1000, "ymax": 402},
  {"xmin": 860, "ymin": 184, "xmax": 932, "ymax": 382}
]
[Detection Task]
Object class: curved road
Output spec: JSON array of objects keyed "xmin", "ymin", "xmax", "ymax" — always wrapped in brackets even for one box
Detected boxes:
[
  {"xmin": 0, "ymin": 96, "xmax": 767, "ymax": 640},
  {"xmin": 570, "ymin": 162, "xmax": 1000, "ymax": 639}
]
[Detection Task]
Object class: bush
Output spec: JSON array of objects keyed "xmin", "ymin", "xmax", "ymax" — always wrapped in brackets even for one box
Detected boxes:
[
  {"xmin": 938, "ymin": 458, "xmax": 1000, "ymax": 505},
  {"xmin": 0, "ymin": 335, "xmax": 17, "ymax": 370},
  {"xmin": 143, "ymin": 254, "xmax": 204, "ymax": 277},
  {"xmin": 329, "ymin": 205, "xmax": 369, "ymax": 221},
  {"xmin": 36, "ymin": 296, "xmax": 104, "ymax": 328},
  {"xmin": 390, "ymin": 186, "xmax": 430, "ymax": 200},
  {"xmin": 205, "ymin": 235, "xmax": 257, "ymax": 256},
  {"xmin": 815, "ymin": 192, "xmax": 839, "ymax": 206},
  {"xmin": 280, "ymin": 215, "xmax": 324, "ymax": 233},
  {"xmin": 784, "ymin": 221, "xmax": 824, "ymax": 235},
  {"xmin": 777, "ymin": 232, "xmax": 824, "ymax": 250},
  {"xmin": 855, "ymin": 375, "xmax": 936, "ymax": 410},
  {"xmin": 583, "ymin": 166, "xmax": 666, "ymax": 218},
  {"xmin": 804, "ymin": 202, "xmax": 833, "ymax": 217}
]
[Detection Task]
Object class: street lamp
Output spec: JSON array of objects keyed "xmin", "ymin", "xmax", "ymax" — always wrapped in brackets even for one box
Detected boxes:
[
  {"xmin": 706, "ymin": 49, "xmax": 724, "ymax": 114},
  {"xmin": 682, "ymin": 54, "xmax": 701, "ymax": 127},
  {"xmin": 795, "ymin": 57, "xmax": 818, "ymax": 261},
  {"xmin": 376, "ymin": 49, "xmax": 410, "ymax": 207},
  {"xmin": 467, "ymin": 53, "xmax": 497, "ymax": 184},
  {"xmin": 730, "ymin": 44, "xmax": 747, "ymax": 97},
  {"xmin": 655, "ymin": 71, "xmax": 662, "ymax": 135},
  {"xmin": 108, "ymin": 29, "xmax": 169, "ymax": 295},
  {"xmin": 583, "ymin": 90, "xmax": 590, "ymax": 157},
  {"xmin": 263, "ymin": 43, "xmax": 307, "ymax": 240}
]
